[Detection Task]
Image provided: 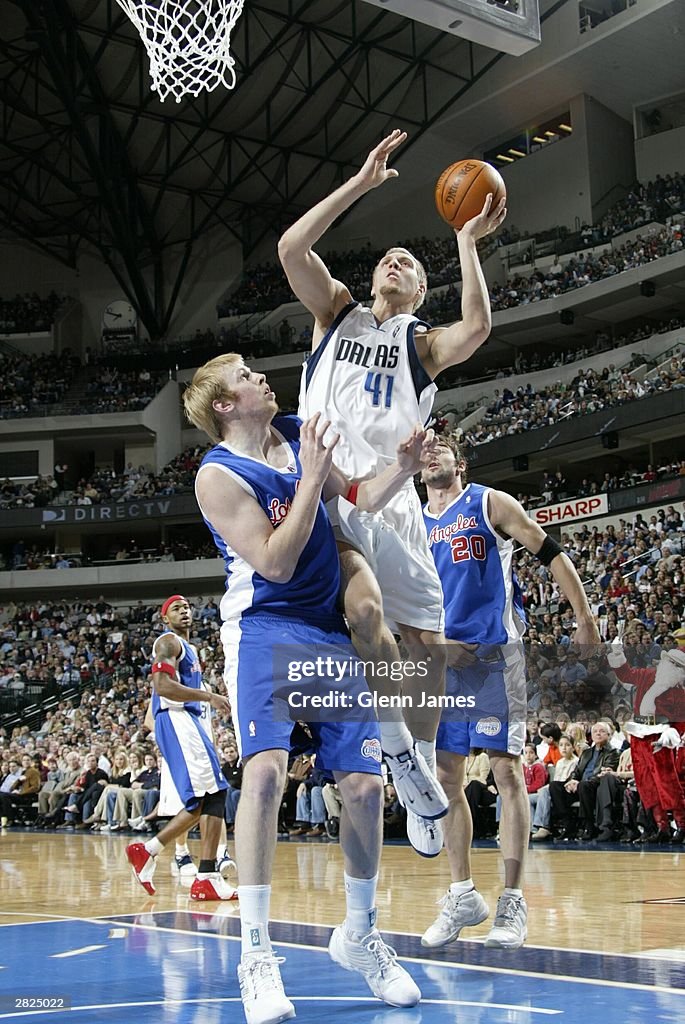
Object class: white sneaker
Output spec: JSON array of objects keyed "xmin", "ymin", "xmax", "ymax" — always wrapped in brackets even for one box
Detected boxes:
[
  {"xmin": 484, "ymin": 894, "xmax": 528, "ymax": 949},
  {"xmin": 170, "ymin": 853, "xmax": 197, "ymax": 877},
  {"xmin": 237, "ymin": 953, "xmax": 295, "ymax": 1024},
  {"xmin": 406, "ymin": 809, "xmax": 443, "ymax": 858},
  {"xmin": 328, "ymin": 925, "xmax": 420, "ymax": 1007},
  {"xmin": 421, "ymin": 888, "xmax": 490, "ymax": 948},
  {"xmin": 217, "ymin": 853, "xmax": 237, "ymax": 878},
  {"xmin": 128, "ymin": 816, "xmax": 143, "ymax": 829},
  {"xmin": 385, "ymin": 745, "xmax": 448, "ymax": 821}
]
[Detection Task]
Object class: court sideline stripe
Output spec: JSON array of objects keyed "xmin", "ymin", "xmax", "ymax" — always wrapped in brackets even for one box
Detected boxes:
[
  {"xmin": 1, "ymin": 911, "xmax": 683, "ymax": 996},
  {"xmin": 92, "ymin": 918, "xmax": 685, "ymax": 997}
]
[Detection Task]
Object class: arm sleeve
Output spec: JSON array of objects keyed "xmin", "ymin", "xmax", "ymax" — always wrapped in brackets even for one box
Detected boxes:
[{"xmin": 614, "ymin": 663, "xmax": 651, "ymax": 689}]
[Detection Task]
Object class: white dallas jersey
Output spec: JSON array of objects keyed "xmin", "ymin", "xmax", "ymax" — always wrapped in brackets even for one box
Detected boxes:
[{"xmin": 299, "ymin": 301, "xmax": 438, "ymax": 478}]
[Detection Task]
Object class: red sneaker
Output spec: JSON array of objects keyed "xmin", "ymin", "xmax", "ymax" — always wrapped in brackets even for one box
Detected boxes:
[
  {"xmin": 126, "ymin": 842, "xmax": 157, "ymax": 895},
  {"xmin": 190, "ymin": 873, "xmax": 238, "ymax": 901}
]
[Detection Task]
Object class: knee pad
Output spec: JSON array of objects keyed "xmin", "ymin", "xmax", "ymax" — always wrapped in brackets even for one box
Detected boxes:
[{"xmin": 201, "ymin": 788, "xmax": 227, "ymax": 819}]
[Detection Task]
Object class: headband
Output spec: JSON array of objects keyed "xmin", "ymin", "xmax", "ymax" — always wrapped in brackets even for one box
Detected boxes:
[{"xmin": 161, "ymin": 594, "xmax": 187, "ymax": 618}]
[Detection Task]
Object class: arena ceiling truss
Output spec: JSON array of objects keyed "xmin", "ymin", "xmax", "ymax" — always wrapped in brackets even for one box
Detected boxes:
[{"xmin": 0, "ymin": 0, "xmax": 568, "ymax": 338}]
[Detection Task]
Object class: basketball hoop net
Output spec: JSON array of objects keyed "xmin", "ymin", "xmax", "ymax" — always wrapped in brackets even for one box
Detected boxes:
[{"xmin": 115, "ymin": 0, "xmax": 245, "ymax": 103}]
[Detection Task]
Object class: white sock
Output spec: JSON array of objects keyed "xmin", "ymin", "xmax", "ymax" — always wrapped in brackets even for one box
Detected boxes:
[
  {"xmin": 216, "ymin": 842, "xmax": 227, "ymax": 860},
  {"xmin": 175, "ymin": 843, "xmax": 190, "ymax": 856},
  {"xmin": 380, "ymin": 720, "xmax": 414, "ymax": 757},
  {"xmin": 450, "ymin": 878, "xmax": 474, "ymax": 895},
  {"xmin": 415, "ymin": 738, "xmax": 436, "ymax": 774},
  {"xmin": 144, "ymin": 837, "xmax": 163, "ymax": 857},
  {"xmin": 344, "ymin": 872, "xmax": 378, "ymax": 939},
  {"xmin": 239, "ymin": 884, "xmax": 272, "ymax": 957},
  {"xmin": 503, "ymin": 887, "xmax": 523, "ymax": 899}
]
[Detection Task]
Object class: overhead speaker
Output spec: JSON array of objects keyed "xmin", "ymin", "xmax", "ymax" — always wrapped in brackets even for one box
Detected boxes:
[
  {"xmin": 601, "ymin": 431, "xmax": 619, "ymax": 449},
  {"xmin": 559, "ymin": 310, "xmax": 574, "ymax": 326},
  {"xmin": 640, "ymin": 280, "xmax": 656, "ymax": 297},
  {"xmin": 513, "ymin": 455, "xmax": 529, "ymax": 471}
]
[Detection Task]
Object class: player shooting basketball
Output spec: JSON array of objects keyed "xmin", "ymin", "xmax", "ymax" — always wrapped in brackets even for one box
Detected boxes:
[{"xmin": 278, "ymin": 128, "xmax": 506, "ymax": 856}]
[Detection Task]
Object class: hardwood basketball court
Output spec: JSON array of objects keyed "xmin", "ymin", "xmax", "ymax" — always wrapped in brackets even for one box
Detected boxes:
[{"xmin": 1, "ymin": 831, "xmax": 683, "ymax": 1023}]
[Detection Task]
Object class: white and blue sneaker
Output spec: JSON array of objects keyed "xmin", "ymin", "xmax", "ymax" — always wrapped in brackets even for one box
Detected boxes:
[
  {"xmin": 406, "ymin": 809, "xmax": 443, "ymax": 858},
  {"xmin": 238, "ymin": 952, "xmax": 295, "ymax": 1024},
  {"xmin": 217, "ymin": 852, "xmax": 237, "ymax": 878},
  {"xmin": 170, "ymin": 853, "xmax": 197, "ymax": 878},
  {"xmin": 385, "ymin": 745, "xmax": 448, "ymax": 821}
]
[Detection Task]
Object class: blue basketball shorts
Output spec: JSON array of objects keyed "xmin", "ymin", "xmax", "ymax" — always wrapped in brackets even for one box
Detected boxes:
[
  {"xmin": 222, "ymin": 613, "xmax": 383, "ymax": 777},
  {"xmin": 436, "ymin": 646, "xmax": 527, "ymax": 757},
  {"xmin": 155, "ymin": 707, "xmax": 227, "ymax": 813}
]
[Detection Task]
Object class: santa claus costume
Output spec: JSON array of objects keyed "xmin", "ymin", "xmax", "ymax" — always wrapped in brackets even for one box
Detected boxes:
[{"xmin": 607, "ymin": 644, "xmax": 685, "ymax": 843}]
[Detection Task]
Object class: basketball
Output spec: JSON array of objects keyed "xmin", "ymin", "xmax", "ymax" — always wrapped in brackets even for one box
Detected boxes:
[{"xmin": 434, "ymin": 159, "xmax": 506, "ymax": 230}]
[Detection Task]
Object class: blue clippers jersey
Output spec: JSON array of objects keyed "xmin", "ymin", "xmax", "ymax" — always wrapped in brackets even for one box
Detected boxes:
[
  {"xmin": 151, "ymin": 632, "xmax": 203, "ymax": 717},
  {"xmin": 196, "ymin": 415, "xmax": 342, "ymax": 627},
  {"xmin": 423, "ymin": 482, "xmax": 526, "ymax": 645}
]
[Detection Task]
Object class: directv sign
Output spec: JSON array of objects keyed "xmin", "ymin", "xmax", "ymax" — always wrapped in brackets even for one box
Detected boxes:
[
  {"xmin": 0, "ymin": 494, "xmax": 200, "ymax": 530},
  {"xmin": 42, "ymin": 500, "xmax": 177, "ymax": 524}
]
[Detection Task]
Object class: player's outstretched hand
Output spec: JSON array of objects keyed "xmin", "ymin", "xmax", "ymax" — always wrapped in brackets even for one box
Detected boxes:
[
  {"xmin": 396, "ymin": 425, "xmax": 437, "ymax": 473},
  {"xmin": 300, "ymin": 412, "xmax": 340, "ymax": 487},
  {"xmin": 457, "ymin": 193, "xmax": 507, "ymax": 241},
  {"xmin": 209, "ymin": 691, "xmax": 231, "ymax": 715},
  {"xmin": 353, "ymin": 129, "xmax": 408, "ymax": 192}
]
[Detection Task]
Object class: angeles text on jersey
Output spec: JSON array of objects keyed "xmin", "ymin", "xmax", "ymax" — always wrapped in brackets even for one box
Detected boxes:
[{"xmin": 427, "ymin": 514, "xmax": 478, "ymax": 546}]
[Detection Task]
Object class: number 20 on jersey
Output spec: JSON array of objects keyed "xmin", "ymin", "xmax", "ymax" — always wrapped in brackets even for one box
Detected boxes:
[{"xmin": 451, "ymin": 534, "xmax": 486, "ymax": 563}]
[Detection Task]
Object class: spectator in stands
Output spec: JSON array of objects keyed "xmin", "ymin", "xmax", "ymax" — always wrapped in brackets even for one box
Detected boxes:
[
  {"xmin": 124, "ymin": 752, "xmax": 161, "ymax": 831},
  {"xmin": 383, "ymin": 783, "xmax": 406, "ymax": 840},
  {"xmin": 36, "ymin": 751, "xmax": 81, "ymax": 826},
  {"xmin": 547, "ymin": 722, "xmax": 619, "ymax": 839},
  {"xmin": 495, "ymin": 744, "xmax": 547, "ymax": 834},
  {"xmin": 594, "ymin": 745, "xmax": 634, "ymax": 841},
  {"xmin": 59, "ymin": 752, "xmax": 108, "ymax": 827},
  {"xmin": 221, "ymin": 742, "xmax": 242, "ymax": 833},
  {"xmin": 463, "ymin": 749, "xmax": 496, "ymax": 839},
  {"xmin": 0, "ymin": 753, "xmax": 40, "ymax": 825},
  {"xmin": 531, "ymin": 735, "xmax": 579, "ymax": 841},
  {"xmin": 289, "ymin": 754, "xmax": 327, "ymax": 838},
  {"xmin": 322, "ymin": 782, "xmax": 342, "ymax": 840}
]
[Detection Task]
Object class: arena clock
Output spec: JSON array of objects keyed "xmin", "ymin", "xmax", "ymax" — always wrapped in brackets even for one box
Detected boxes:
[{"xmin": 102, "ymin": 300, "xmax": 137, "ymax": 330}]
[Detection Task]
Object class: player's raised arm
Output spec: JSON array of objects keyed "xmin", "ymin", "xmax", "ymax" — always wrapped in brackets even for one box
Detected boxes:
[
  {"xmin": 278, "ymin": 130, "xmax": 407, "ymax": 334},
  {"xmin": 422, "ymin": 194, "xmax": 506, "ymax": 378},
  {"xmin": 487, "ymin": 488, "xmax": 600, "ymax": 646},
  {"xmin": 196, "ymin": 414, "xmax": 337, "ymax": 584}
]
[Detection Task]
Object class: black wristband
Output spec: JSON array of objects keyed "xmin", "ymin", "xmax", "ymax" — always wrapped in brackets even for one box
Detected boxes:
[{"xmin": 537, "ymin": 534, "xmax": 563, "ymax": 566}]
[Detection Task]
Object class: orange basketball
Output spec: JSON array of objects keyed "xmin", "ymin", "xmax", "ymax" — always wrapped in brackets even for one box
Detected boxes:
[{"xmin": 434, "ymin": 159, "xmax": 506, "ymax": 230}]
